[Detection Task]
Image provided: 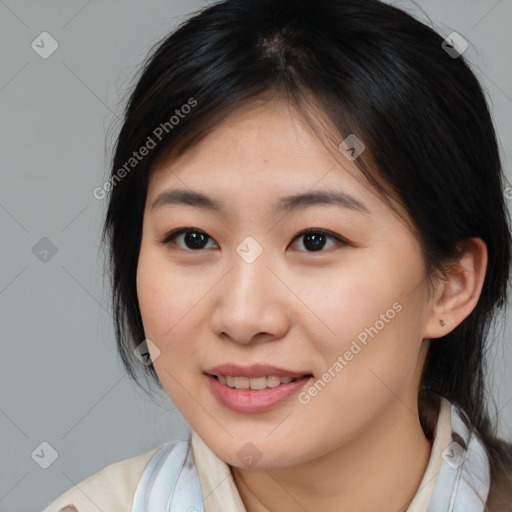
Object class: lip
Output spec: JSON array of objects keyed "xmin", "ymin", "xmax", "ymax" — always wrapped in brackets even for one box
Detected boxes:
[
  {"xmin": 205, "ymin": 373, "xmax": 313, "ymax": 414},
  {"xmin": 204, "ymin": 363, "xmax": 312, "ymax": 379}
]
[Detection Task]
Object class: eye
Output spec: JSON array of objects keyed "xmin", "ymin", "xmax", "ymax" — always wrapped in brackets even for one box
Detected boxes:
[
  {"xmin": 290, "ymin": 229, "xmax": 347, "ymax": 252},
  {"xmin": 160, "ymin": 228, "xmax": 218, "ymax": 251},
  {"xmin": 160, "ymin": 227, "xmax": 348, "ymax": 253}
]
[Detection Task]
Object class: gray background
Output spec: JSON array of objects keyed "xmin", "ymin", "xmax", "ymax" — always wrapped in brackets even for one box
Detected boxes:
[{"xmin": 1, "ymin": 1, "xmax": 511, "ymax": 511}]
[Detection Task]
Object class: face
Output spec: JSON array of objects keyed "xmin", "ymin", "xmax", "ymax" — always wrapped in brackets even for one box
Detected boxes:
[{"xmin": 136, "ymin": 97, "xmax": 432, "ymax": 469}]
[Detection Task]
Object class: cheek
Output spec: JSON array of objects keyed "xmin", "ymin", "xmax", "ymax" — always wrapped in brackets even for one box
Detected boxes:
[
  {"xmin": 136, "ymin": 258, "xmax": 167, "ymax": 338},
  {"xmin": 136, "ymin": 251, "xmax": 198, "ymax": 406},
  {"xmin": 137, "ymin": 244, "xmax": 191, "ymax": 337},
  {"xmin": 301, "ymin": 264, "xmax": 397, "ymax": 354},
  {"xmin": 306, "ymin": 254, "xmax": 425, "ymax": 395},
  {"xmin": 136, "ymin": 244, "xmax": 208, "ymax": 370}
]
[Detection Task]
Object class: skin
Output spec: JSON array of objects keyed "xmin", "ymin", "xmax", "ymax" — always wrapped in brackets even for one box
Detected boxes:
[{"xmin": 136, "ymin": 96, "xmax": 487, "ymax": 511}]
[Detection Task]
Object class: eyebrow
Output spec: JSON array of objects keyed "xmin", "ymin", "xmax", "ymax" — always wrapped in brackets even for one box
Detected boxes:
[{"xmin": 151, "ymin": 188, "xmax": 371, "ymax": 215}]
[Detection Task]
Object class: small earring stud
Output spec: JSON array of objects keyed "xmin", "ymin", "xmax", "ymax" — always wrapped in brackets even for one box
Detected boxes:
[{"xmin": 440, "ymin": 319, "xmax": 446, "ymax": 326}]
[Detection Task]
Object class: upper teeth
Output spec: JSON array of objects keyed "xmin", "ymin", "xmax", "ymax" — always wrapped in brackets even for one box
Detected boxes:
[{"xmin": 217, "ymin": 375, "xmax": 296, "ymax": 389}]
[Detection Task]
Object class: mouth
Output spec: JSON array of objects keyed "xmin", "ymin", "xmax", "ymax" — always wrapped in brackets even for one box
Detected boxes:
[
  {"xmin": 204, "ymin": 369, "xmax": 314, "ymax": 414},
  {"xmin": 206, "ymin": 373, "xmax": 313, "ymax": 390}
]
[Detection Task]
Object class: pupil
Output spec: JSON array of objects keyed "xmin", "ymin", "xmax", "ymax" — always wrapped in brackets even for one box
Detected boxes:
[
  {"xmin": 185, "ymin": 231, "xmax": 207, "ymax": 249},
  {"xmin": 304, "ymin": 232, "xmax": 325, "ymax": 251}
]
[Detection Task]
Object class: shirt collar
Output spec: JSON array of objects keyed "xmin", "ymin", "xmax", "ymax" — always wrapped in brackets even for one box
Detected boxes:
[
  {"xmin": 132, "ymin": 396, "xmax": 491, "ymax": 512},
  {"xmin": 191, "ymin": 396, "xmax": 491, "ymax": 512}
]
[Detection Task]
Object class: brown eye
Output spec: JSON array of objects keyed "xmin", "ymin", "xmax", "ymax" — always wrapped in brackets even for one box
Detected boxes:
[
  {"xmin": 291, "ymin": 229, "xmax": 347, "ymax": 252},
  {"xmin": 161, "ymin": 227, "xmax": 347, "ymax": 253},
  {"xmin": 161, "ymin": 228, "xmax": 217, "ymax": 250}
]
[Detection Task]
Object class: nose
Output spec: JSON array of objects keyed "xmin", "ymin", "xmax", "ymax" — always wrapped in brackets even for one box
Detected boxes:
[{"xmin": 210, "ymin": 247, "xmax": 290, "ymax": 345}]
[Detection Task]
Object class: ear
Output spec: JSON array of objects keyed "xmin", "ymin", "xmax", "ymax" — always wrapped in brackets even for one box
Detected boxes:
[{"xmin": 423, "ymin": 237, "xmax": 487, "ymax": 339}]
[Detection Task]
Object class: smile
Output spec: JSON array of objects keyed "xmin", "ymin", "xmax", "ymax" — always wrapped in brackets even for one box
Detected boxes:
[
  {"xmin": 205, "ymin": 373, "xmax": 313, "ymax": 413},
  {"xmin": 213, "ymin": 374, "xmax": 306, "ymax": 389}
]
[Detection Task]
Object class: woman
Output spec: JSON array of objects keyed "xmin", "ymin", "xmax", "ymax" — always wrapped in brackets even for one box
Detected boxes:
[{"xmin": 43, "ymin": 0, "xmax": 512, "ymax": 510}]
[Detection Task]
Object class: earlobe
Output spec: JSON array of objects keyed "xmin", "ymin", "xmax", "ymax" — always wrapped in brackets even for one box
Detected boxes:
[{"xmin": 423, "ymin": 237, "xmax": 487, "ymax": 339}]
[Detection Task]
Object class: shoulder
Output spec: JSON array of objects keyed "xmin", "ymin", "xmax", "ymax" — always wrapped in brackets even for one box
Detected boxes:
[{"xmin": 41, "ymin": 444, "xmax": 165, "ymax": 512}]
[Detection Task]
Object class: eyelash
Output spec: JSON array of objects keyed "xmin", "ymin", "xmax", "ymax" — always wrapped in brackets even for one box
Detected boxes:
[{"xmin": 160, "ymin": 227, "xmax": 348, "ymax": 253}]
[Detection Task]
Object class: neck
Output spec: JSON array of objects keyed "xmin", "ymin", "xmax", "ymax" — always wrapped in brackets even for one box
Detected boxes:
[{"xmin": 231, "ymin": 396, "xmax": 436, "ymax": 512}]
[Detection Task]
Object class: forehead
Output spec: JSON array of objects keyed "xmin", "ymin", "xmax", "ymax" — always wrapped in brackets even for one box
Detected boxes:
[{"xmin": 146, "ymin": 97, "xmax": 403, "ymax": 223}]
